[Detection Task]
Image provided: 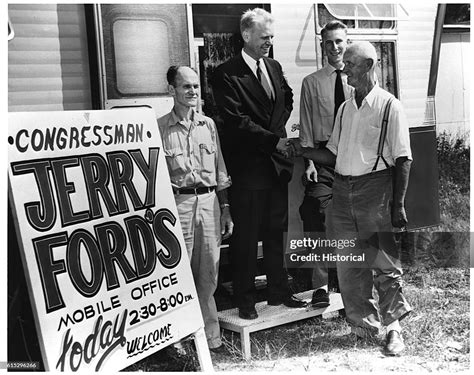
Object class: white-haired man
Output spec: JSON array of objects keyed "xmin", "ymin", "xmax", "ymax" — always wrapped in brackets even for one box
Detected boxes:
[{"xmin": 291, "ymin": 41, "xmax": 412, "ymax": 356}]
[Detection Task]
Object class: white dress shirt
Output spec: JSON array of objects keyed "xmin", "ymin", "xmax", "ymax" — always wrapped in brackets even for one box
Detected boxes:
[
  {"xmin": 299, "ymin": 64, "xmax": 352, "ymax": 147},
  {"xmin": 241, "ymin": 49, "xmax": 275, "ymax": 99},
  {"xmin": 326, "ymin": 85, "xmax": 412, "ymax": 176}
]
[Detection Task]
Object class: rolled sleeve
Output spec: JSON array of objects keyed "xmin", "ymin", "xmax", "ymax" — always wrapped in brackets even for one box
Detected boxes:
[
  {"xmin": 211, "ymin": 120, "xmax": 232, "ymax": 192},
  {"xmin": 388, "ymin": 100, "xmax": 412, "ymax": 161},
  {"xmin": 299, "ymin": 77, "xmax": 315, "ymax": 148}
]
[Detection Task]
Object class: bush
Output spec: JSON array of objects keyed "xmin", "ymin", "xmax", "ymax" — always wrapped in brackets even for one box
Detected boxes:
[{"xmin": 437, "ymin": 130, "xmax": 470, "ymax": 196}]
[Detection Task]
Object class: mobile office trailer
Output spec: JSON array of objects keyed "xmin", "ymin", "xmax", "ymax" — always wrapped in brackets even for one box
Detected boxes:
[
  {"xmin": 7, "ymin": 2, "xmax": 469, "ymax": 365},
  {"xmin": 8, "ymin": 3, "xmax": 470, "ymax": 237}
]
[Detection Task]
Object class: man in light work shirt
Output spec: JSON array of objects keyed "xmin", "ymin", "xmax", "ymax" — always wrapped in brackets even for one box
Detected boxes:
[
  {"xmin": 291, "ymin": 41, "xmax": 412, "ymax": 356},
  {"xmin": 158, "ymin": 66, "xmax": 233, "ymax": 352},
  {"xmin": 299, "ymin": 20, "xmax": 352, "ymax": 307}
]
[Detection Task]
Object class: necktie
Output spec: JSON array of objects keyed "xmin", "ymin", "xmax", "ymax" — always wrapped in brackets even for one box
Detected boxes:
[
  {"xmin": 256, "ymin": 60, "xmax": 273, "ymax": 101},
  {"xmin": 334, "ymin": 69, "xmax": 345, "ymax": 120}
]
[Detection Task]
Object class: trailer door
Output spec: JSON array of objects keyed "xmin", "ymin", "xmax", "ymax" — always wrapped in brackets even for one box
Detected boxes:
[{"xmin": 95, "ymin": 4, "xmax": 195, "ymax": 117}]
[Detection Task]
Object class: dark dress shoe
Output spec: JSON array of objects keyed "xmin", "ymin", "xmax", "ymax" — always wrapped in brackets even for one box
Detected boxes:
[
  {"xmin": 238, "ymin": 307, "xmax": 258, "ymax": 320},
  {"xmin": 384, "ymin": 330, "xmax": 405, "ymax": 356},
  {"xmin": 311, "ymin": 289, "xmax": 330, "ymax": 308},
  {"xmin": 283, "ymin": 295, "xmax": 307, "ymax": 308}
]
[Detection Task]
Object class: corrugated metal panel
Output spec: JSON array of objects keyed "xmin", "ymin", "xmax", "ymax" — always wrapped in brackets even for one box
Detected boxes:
[
  {"xmin": 397, "ymin": 3, "xmax": 438, "ymax": 127},
  {"xmin": 8, "ymin": 4, "xmax": 92, "ymax": 112}
]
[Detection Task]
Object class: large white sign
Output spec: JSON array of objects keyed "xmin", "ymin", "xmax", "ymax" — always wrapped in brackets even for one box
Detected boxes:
[{"xmin": 8, "ymin": 108, "xmax": 203, "ymax": 371}]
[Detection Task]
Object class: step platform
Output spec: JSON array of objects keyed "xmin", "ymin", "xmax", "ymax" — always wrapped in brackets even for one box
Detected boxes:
[{"xmin": 218, "ymin": 290, "xmax": 344, "ymax": 359}]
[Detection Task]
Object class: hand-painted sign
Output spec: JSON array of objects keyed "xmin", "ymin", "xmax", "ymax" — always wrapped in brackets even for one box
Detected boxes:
[{"xmin": 8, "ymin": 108, "xmax": 203, "ymax": 371}]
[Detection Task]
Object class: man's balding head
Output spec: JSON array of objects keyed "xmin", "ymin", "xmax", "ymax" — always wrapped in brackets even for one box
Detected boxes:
[
  {"xmin": 345, "ymin": 41, "xmax": 378, "ymax": 72},
  {"xmin": 343, "ymin": 41, "xmax": 378, "ymax": 90},
  {"xmin": 166, "ymin": 65, "xmax": 200, "ymax": 108}
]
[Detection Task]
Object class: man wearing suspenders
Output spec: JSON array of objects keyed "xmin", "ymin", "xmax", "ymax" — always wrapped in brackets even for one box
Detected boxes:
[{"xmin": 291, "ymin": 41, "xmax": 412, "ymax": 356}]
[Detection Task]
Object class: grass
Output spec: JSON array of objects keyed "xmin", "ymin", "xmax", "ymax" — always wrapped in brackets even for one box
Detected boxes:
[
  {"xmin": 147, "ymin": 267, "xmax": 468, "ymax": 372},
  {"xmin": 128, "ymin": 273, "xmax": 470, "ymax": 372},
  {"xmin": 126, "ymin": 130, "xmax": 470, "ymax": 372}
]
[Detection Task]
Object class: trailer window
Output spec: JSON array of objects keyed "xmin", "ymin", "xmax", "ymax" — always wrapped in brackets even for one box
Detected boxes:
[
  {"xmin": 113, "ymin": 20, "xmax": 170, "ymax": 95},
  {"xmin": 100, "ymin": 4, "xmax": 190, "ymax": 99},
  {"xmin": 318, "ymin": 3, "xmax": 409, "ymax": 30},
  {"xmin": 316, "ymin": 4, "xmax": 402, "ymax": 97},
  {"xmin": 444, "ymin": 3, "xmax": 470, "ymax": 29},
  {"xmin": 323, "ymin": 4, "xmax": 408, "ymax": 20}
]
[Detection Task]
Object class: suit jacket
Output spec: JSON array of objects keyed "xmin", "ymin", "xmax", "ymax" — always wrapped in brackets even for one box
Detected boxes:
[{"xmin": 213, "ymin": 53, "xmax": 294, "ymax": 189}]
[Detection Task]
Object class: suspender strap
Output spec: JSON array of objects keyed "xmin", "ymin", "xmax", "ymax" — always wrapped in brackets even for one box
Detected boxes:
[
  {"xmin": 337, "ymin": 101, "xmax": 347, "ymax": 145},
  {"xmin": 372, "ymin": 97, "xmax": 394, "ymax": 172}
]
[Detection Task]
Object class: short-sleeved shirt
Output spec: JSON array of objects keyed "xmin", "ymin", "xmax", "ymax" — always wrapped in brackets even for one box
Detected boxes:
[
  {"xmin": 157, "ymin": 108, "xmax": 231, "ymax": 191},
  {"xmin": 326, "ymin": 85, "xmax": 412, "ymax": 176},
  {"xmin": 299, "ymin": 64, "xmax": 352, "ymax": 147}
]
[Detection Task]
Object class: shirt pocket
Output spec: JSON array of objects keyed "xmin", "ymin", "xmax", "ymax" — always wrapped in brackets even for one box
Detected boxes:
[
  {"xmin": 199, "ymin": 142, "xmax": 216, "ymax": 174},
  {"xmin": 362, "ymin": 124, "xmax": 381, "ymax": 149},
  {"xmin": 317, "ymin": 96, "xmax": 333, "ymax": 118},
  {"xmin": 164, "ymin": 147, "xmax": 186, "ymax": 176}
]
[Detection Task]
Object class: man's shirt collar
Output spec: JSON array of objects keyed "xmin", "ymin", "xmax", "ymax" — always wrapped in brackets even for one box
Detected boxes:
[
  {"xmin": 168, "ymin": 107, "xmax": 206, "ymax": 127},
  {"xmin": 242, "ymin": 48, "xmax": 258, "ymax": 65},
  {"xmin": 350, "ymin": 82, "xmax": 380, "ymax": 109},
  {"xmin": 326, "ymin": 64, "xmax": 344, "ymax": 76}
]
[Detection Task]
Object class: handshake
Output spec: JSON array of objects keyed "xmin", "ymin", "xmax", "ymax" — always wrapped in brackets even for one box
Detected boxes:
[{"xmin": 276, "ymin": 138, "xmax": 305, "ymax": 158}]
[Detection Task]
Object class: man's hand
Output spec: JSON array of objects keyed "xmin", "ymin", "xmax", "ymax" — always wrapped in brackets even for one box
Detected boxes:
[
  {"xmin": 303, "ymin": 162, "xmax": 318, "ymax": 185},
  {"xmin": 220, "ymin": 207, "xmax": 234, "ymax": 240},
  {"xmin": 391, "ymin": 203, "xmax": 408, "ymax": 229},
  {"xmin": 287, "ymin": 138, "xmax": 305, "ymax": 158},
  {"xmin": 276, "ymin": 138, "xmax": 292, "ymax": 158}
]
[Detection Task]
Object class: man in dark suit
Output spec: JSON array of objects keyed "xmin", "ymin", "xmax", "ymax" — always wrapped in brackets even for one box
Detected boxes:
[{"xmin": 213, "ymin": 7, "xmax": 306, "ymax": 320}]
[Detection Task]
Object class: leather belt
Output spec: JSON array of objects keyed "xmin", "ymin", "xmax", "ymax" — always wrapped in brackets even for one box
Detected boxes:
[{"xmin": 173, "ymin": 186, "xmax": 216, "ymax": 195}]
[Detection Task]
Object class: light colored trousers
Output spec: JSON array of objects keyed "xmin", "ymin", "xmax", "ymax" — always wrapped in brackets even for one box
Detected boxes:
[{"xmin": 175, "ymin": 192, "xmax": 222, "ymax": 349}]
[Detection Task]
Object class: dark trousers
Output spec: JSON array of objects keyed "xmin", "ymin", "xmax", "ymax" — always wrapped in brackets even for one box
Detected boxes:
[
  {"xmin": 299, "ymin": 165, "xmax": 339, "ymax": 291},
  {"xmin": 326, "ymin": 169, "xmax": 412, "ymax": 331},
  {"xmin": 229, "ymin": 183, "xmax": 289, "ymax": 309}
]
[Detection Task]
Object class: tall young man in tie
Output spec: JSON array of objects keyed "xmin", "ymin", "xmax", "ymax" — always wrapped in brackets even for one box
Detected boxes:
[{"xmin": 299, "ymin": 21, "xmax": 352, "ymax": 307}]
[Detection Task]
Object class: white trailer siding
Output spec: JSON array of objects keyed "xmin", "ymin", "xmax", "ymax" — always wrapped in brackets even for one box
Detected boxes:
[
  {"xmin": 272, "ymin": 4, "xmax": 318, "ymax": 138},
  {"xmin": 397, "ymin": 3, "xmax": 438, "ymax": 127},
  {"xmin": 436, "ymin": 31, "xmax": 470, "ymax": 136},
  {"xmin": 8, "ymin": 4, "xmax": 92, "ymax": 112}
]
